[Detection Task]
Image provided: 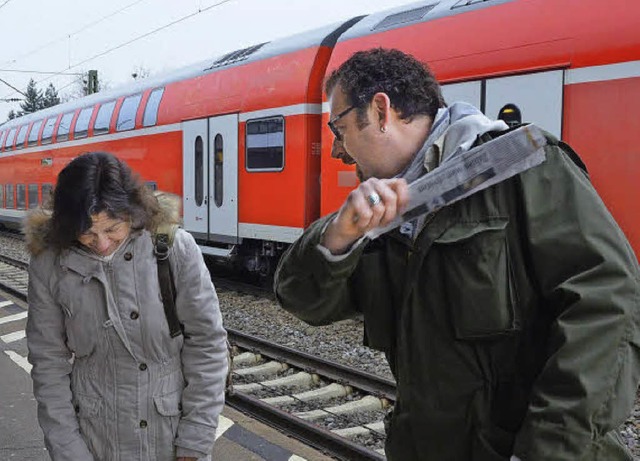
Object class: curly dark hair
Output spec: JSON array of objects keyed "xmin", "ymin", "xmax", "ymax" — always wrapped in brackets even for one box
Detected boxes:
[
  {"xmin": 325, "ymin": 48, "xmax": 445, "ymax": 127},
  {"xmin": 48, "ymin": 151, "xmax": 165, "ymax": 249}
]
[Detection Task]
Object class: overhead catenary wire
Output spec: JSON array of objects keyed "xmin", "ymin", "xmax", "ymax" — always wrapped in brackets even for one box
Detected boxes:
[
  {"xmin": 0, "ymin": 77, "xmax": 26, "ymax": 97},
  {"xmin": 0, "ymin": 0, "xmax": 236, "ymax": 102},
  {"xmin": 0, "ymin": 69, "xmax": 84, "ymax": 76},
  {"xmin": 1, "ymin": 0, "xmax": 150, "ymax": 67},
  {"xmin": 0, "ymin": 0, "xmax": 13, "ymax": 12}
]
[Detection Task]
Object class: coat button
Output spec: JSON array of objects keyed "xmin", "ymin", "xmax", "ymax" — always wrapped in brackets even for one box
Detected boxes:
[
  {"xmin": 130, "ymin": 311, "xmax": 139, "ymax": 320},
  {"xmin": 74, "ymin": 405, "xmax": 80, "ymax": 414},
  {"xmin": 124, "ymin": 252, "xmax": 133, "ymax": 261},
  {"xmin": 139, "ymin": 363, "xmax": 147, "ymax": 371},
  {"xmin": 139, "ymin": 420, "xmax": 147, "ymax": 428}
]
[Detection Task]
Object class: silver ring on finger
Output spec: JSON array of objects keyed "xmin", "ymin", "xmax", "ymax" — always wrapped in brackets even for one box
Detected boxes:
[{"xmin": 367, "ymin": 191, "xmax": 382, "ymax": 207}]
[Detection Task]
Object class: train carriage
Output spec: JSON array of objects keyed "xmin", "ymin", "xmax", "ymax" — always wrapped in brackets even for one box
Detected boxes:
[{"xmin": 1, "ymin": 0, "xmax": 639, "ymax": 272}]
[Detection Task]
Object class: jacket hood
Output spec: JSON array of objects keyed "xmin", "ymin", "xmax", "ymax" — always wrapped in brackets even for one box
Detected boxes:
[{"xmin": 24, "ymin": 191, "xmax": 182, "ymax": 256}]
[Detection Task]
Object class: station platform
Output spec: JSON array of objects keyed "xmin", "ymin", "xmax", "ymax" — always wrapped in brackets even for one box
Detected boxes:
[{"xmin": 0, "ymin": 291, "xmax": 333, "ymax": 461}]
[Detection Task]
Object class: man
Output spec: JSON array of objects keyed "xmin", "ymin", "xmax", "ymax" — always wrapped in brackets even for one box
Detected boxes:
[{"xmin": 274, "ymin": 48, "xmax": 640, "ymax": 460}]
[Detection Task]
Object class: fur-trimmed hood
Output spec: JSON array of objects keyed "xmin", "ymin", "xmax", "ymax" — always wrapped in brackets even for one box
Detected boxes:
[{"xmin": 24, "ymin": 191, "xmax": 182, "ymax": 256}]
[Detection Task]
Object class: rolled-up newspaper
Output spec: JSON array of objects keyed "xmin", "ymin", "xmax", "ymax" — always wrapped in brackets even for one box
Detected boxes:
[{"xmin": 366, "ymin": 124, "xmax": 548, "ymax": 239}]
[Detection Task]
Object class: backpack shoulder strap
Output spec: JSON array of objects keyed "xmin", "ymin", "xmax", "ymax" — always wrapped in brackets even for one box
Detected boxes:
[{"xmin": 154, "ymin": 223, "xmax": 183, "ymax": 338}]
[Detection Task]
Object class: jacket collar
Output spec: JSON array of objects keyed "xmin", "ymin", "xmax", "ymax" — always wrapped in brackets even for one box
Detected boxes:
[{"xmin": 58, "ymin": 232, "xmax": 140, "ymax": 278}]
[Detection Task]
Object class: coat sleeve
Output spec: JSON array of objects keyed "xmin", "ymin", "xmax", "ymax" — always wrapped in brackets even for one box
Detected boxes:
[
  {"xmin": 513, "ymin": 143, "xmax": 640, "ymax": 460},
  {"xmin": 26, "ymin": 252, "xmax": 94, "ymax": 461},
  {"xmin": 171, "ymin": 230, "xmax": 228, "ymax": 458},
  {"xmin": 274, "ymin": 213, "xmax": 367, "ymax": 325}
]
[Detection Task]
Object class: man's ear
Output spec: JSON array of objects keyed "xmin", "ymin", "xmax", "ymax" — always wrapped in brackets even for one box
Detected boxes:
[{"xmin": 372, "ymin": 92, "xmax": 392, "ymax": 129}]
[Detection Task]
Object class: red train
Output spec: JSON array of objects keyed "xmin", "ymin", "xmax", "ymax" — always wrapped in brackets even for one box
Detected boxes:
[{"xmin": 1, "ymin": 0, "xmax": 639, "ymax": 274}]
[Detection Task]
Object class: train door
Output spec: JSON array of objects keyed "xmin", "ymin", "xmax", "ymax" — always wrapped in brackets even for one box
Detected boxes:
[
  {"xmin": 182, "ymin": 119, "xmax": 209, "ymax": 239},
  {"xmin": 208, "ymin": 114, "xmax": 239, "ymax": 243},
  {"xmin": 484, "ymin": 70, "xmax": 563, "ymax": 138}
]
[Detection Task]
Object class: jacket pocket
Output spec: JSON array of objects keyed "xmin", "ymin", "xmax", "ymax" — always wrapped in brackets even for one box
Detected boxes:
[
  {"xmin": 74, "ymin": 393, "xmax": 105, "ymax": 459},
  {"xmin": 153, "ymin": 389, "xmax": 182, "ymax": 460},
  {"xmin": 434, "ymin": 218, "xmax": 519, "ymax": 340},
  {"xmin": 154, "ymin": 389, "xmax": 183, "ymax": 417},
  {"xmin": 353, "ymin": 250, "xmax": 395, "ymax": 352}
]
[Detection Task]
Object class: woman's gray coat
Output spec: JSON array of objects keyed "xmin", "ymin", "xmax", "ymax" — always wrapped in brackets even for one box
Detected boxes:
[{"xmin": 25, "ymin": 212, "xmax": 228, "ymax": 461}]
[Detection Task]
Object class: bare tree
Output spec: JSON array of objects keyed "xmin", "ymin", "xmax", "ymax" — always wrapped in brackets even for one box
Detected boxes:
[{"xmin": 61, "ymin": 70, "xmax": 111, "ymax": 103}]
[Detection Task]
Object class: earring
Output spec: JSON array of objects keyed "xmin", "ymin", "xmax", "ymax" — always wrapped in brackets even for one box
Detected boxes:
[{"xmin": 380, "ymin": 126, "xmax": 387, "ymax": 133}]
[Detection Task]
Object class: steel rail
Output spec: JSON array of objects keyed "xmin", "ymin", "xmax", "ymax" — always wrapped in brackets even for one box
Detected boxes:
[
  {"xmin": 0, "ymin": 253, "xmax": 29, "ymax": 301},
  {"xmin": 225, "ymin": 391, "xmax": 386, "ymax": 461},
  {"xmin": 0, "ymin": 253, "xmax": 29, "ymax": 271},
  {"xmin": 227, "ymin": 329, "xmax": 396, "ymax": 401}
]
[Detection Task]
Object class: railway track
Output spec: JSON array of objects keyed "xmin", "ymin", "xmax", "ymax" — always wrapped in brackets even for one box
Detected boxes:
[
  {"xmin": 227, "ymin": 330, "xmax": 394, "ymax": 460},
  {"xmin": 0, "ymin": 243, "xmax": 394, "ymax": 460},
  {"xmin": 0, "ymin": 253, "xmax": 29, "ymax": 300}
]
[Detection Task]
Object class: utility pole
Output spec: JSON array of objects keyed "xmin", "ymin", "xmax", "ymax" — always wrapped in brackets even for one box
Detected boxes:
[{"xmin": 87, "ymin": 70, "xmax": 98, "ymax": 95}]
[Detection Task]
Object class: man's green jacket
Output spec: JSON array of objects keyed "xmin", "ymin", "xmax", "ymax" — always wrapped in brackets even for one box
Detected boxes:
[{"xmin": 274, "ymin": 132, "xmax": 640, "ymax": 460}]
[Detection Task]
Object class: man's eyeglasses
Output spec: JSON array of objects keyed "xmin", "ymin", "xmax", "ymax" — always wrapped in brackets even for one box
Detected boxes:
[{"xmin": 327, "ymin": 106, "xmax": 355, "ymax": 141}]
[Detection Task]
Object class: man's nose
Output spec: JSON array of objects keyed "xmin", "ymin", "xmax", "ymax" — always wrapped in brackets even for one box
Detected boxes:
[{"xmin": 331, "ymin": 138, "xmax": 355, "ymax": 165}]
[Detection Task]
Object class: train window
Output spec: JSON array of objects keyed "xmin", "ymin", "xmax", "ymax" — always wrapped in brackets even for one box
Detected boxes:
[
  {"xmin": 16, "ymin": 184, "xmax": 26, "ymax": 210},
  {"xmin": 94, "ymin": 101, "xmax": 115, "ymax": 135},
  {"xmin": 145, "ymin": 181, "xmax": 157, "ymax": 191},
  {"xmin": 56, "ymin": 112, "xmax": 74, "ymax": 142},
  {"xmin": 4, "ymin": 128, "xmax": 16, "ymax": 150},
  {"xmin": 5, "ymin": 185, "xmax": 14, "ymax": 209},
  {"xmin": 194, "ymin": 135, "xmax": 204, "ymax": 207},
  {"xmin": 143, "ymin": 87, "xmax": 164, "ymax": 127},
  {"xmin": 74, "ymin": 107, "xmax": 94, "ymax": 139},
  {"xmin": 41, "ymin": 116, "xmax": 58, "ymax": 145},
  {"xmin": 41, "ymin": 183, "xmax": 53, "ymax": 203},
  {"xmin": 0, "ymin": 184, "xmax": 3, "ymax": 207},
  {"xmin": 28, "ymin": 184, "xmax": 39, "ymax": 209},
  {"xmin": 116, "ymin": 93, "xmax": 142, "ymax": 132},
  {"xmin": 214, "ymin": 134, "xmax": 223, "ymax": 207},
  {"xmin": 15, "ymin": 125, "xmax": 28, "ymax": 150},
  {"xmin": 246, "ymin": 117, "xmax": 285, "ymax": 171},
  {"xmin": 28, "ymin": 120, "xmax": 43, "ymax": 146}
]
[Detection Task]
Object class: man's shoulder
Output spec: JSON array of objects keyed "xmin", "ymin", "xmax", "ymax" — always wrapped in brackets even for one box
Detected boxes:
[{"xmin": 480, "ymin": 124, "xmax": 588, "ymax": 176}]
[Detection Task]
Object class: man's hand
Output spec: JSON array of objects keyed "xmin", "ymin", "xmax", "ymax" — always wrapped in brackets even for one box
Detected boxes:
[{"xmin": 321, "ymin": 177, "xmax": 409, "ymax": 254}]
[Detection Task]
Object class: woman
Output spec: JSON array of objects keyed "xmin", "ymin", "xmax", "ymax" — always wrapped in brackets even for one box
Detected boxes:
[{"xmin": 25, "ymin": 152, "xmax": 228, "ymax": 461}]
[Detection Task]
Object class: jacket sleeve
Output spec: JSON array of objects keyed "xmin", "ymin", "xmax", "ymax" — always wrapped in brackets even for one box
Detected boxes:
[
  {"xmin": 513, "ymin": 143, "xmax": 640, "ymax": 460},
  {"xmin": 171, "ymin": 230, "xmax": 228, "ymax": 458},
  {"xmin": 274, "ymin": 213, "xmax": 367, "ymax": 325},
  {"xmin": 26, "ymin": 252, "xmax": 94, "ymax": 461}
]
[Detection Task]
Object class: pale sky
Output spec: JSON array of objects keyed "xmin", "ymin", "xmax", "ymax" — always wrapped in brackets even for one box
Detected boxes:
[{"xmin": 0, "ymin": 0, "xmax": 414, "ymax": 121}]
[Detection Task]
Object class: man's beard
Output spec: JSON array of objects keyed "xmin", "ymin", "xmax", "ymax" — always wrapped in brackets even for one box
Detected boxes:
[{"xmin": 333, "ymin": 148, "xmax": 366, "ymax": 182}]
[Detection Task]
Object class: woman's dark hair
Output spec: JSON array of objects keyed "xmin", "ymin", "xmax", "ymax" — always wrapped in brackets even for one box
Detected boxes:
[
  {"xmin": 325, "ymin": 48, "xmax": 445, "ymax": 128},
  {"xmin": 48, "ymin": 151, "xmax": 163, "ymax": 248}
]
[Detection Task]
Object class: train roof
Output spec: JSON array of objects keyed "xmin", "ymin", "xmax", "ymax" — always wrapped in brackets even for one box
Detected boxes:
[
  {"xmin": 0, "ymin": 20, "xmax": 356, "ymax": 131},
  {"xmin": 337, "ymin": 0, "xmax": 514, "ymax": 42}
]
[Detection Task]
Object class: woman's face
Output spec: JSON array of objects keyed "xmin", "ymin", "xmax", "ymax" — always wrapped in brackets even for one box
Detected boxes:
[{"xmin": 77, "ymin": 211, "xmax": 132, "ymax": 256}]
